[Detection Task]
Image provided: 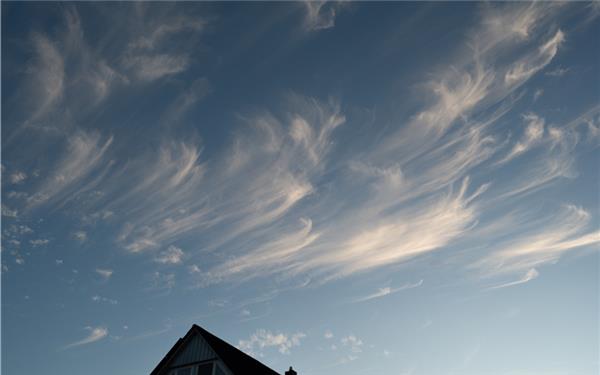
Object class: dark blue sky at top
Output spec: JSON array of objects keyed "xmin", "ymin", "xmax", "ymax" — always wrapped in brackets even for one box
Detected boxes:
[{"xmin": 2, "ymin": 2, "xmax": 599, "ymax": 375}]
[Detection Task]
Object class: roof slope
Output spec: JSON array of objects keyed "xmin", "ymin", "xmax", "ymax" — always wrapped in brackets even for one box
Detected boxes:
[{"xmin": 150, "ymin": 324, "xmax": 280, "ymax": 375}]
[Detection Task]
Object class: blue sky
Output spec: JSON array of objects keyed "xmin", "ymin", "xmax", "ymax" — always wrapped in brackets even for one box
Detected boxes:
[{"xmin": 1, "ymin": 2, "xmax": 599, "ymax": 375}]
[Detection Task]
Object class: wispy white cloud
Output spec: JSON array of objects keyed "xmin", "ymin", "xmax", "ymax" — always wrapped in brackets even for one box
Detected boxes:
[
  {"xmin": 280, "ymin": 3, "xmax": 581, "ymax": 284},
  {"xmin": 289, "ymin": 100, "xmax": 345, "ymax": 166},
  {"xmin": 122, "ymin": 15, "xmax": 205, "ymax": 82},
  {"xmin": 300, "ymin": 178, "xmax": 485, "ymax": 280},
  {"xmin": 73, "ymin": 231, "xmax": 87, "ymax": 243},
  {"xmin": 111, "ymin": 142, "xmax": 206, "ymax": 253},
  {"xmin": 473, "ymin": 205, "xmax": 599, "ymax": 276},
  {"xmin": 584, "ymin": 1, "xmax": 600, "ymax": 24},
  {"xmin": 563, "ymin": 103, "xmax": 600, "ymax": 140},
  {"xmin": 91, "ymin": 295, "xmax": 118, "ymax": 305},
  {"xmin": 505, "ymin": 30, "xmax": 564, "ymax": 87},
  {"xmin": 8, "ymin": 7, "xmax": 123, "ymax": 135},
  {"xmin": 9, "ymin": 172, "xmax": 27, "ymax": 184},
  {"xmin": 353, "ymin": 280, "xmax": 423, "ymax": 303},
  {"xmin": 378, "ymin": 62, "xmax": 495, "ymax": 159},
  {"xmin": 476, "ymin": 3, "xmax": 562, "ymax": 54},
  {"xmin": 2, "ymin": 205, "xmax": 18, "ymax": 218},
  {"xmin": 29, "ymin": 239, "xmax": 49, "ymax": 247},
  {"xmin": 84, "ymin": 60, "xmax": 126, "ymax": 105},
  {"xmin": 189, "ymin": 5, "xmax": 585, "ymax": 284},
  {"xmin": 497, "ymin": 113, "xmax": 545, "ymax": 165},
  {"xmin": 88, "ymin": 96, "xmax": 342, "ymax": 270},
  {"xmin": 303, "ymin": 1, "xmax": 347, "ymax": 31},
  {"xmin": 154, "ymin": 245, "xmax": 184, "ymax": 265},
  {"xmin": 122, "ymin": 54, "xmax": 189, "ymax": 81},
  {"xmin": 341, "ymin": 335, "xmax": 363, "ymax": 353},
  {"xmin": 129, "ymin": 17, "xmax": 205, "ymax": 50},
  {"xmin": 496, "ymin": 115, "xmax": 580, "ymax": 199},
  {"xmin": 95, "ymin": 268, "xmax": 113, "ymax": 279},
  {"xmin": 205, "ymin": 218, "xmax": 319, "ymax": 284},
  {"xmin": 545, "ymin": 66, "xmax": 569, "ymax": 77},
  {"xmin": 488, "ymin": 268, "xmax": 539, "ymax": 290},
  {"xmin": 63, "ymin": 326, "xmax": 108, "ymax": 349},
  {"xmin": 62, "ymin": 8, "xmax": 126, "ymax": 106},
  {"xmin": 480, "ymin": 3, "xmax": 540, "ymax": 41},
  {"xmin": 192, "ymin": 96, "xmax": 498, "ymax": 285},
  {"xmin": 238, "ymin": 329, "xmax": 306, "ymax": 356},
  {"xmin": 82, "ymin": 210, "xmax": 114, "ymax": 225},
  {"xmin": 27, "ymin": 130, "xmax": 113, "ymax": 208},
  {"xmin": 26, "ymin": 34, "xmax": 65, "ymax": 121},
  {"xmin": 4, "ymin": 2, "xmax": 595, "ymax": 294}
]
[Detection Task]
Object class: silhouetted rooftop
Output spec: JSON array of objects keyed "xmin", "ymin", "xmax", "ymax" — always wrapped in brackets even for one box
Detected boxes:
[{"xmin": 150, "ymin": 324, "xmax": 280, "ymax": 375}]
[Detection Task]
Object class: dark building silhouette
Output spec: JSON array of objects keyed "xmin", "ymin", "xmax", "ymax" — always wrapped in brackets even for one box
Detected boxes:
[{"xmin": 150, "ymin": 324, "xmax": 296, "ymax": 375}]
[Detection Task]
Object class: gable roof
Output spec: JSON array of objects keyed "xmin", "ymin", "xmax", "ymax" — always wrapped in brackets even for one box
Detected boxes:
[{"xmin": 150, "ymin": 324, "xmax": 280, "ymax": 375}]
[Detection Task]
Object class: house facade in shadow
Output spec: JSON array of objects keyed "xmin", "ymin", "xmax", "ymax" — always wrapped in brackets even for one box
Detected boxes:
[{"xmin": 150, "ymin": 324, "xmax": 297, "ymax": 375}]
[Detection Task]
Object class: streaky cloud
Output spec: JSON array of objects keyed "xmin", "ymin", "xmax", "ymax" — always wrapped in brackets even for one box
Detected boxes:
[
  {"xmin": 62, "ymin": 327, "xmax": 108, "ymax": 350},
  {"xmin": 504, "ymin": 30, "xmax": 564, "ymax": 87},
  {"xmin": 488, "ymin": 268, "xmax": 539, "ymax": 290},
  {"xmin": 27, "ymin": 130, "xmax": 113, "ymax": 209},
  {"xmin": 122, "ymin": 54, "xmax": 190, "ymax": 81},
  {"xmin": 96, "ymin": 268, "xmax": 113, "ymax": 279},
  {"xmin": 303, "ymin": 1, "xmax": 347, "ymax": 31},
  {"xmin": 496, "ymin": 113, "xmax": 545, "ymax": 165},
  {"xmin": 301, "ymin": 178, "xmax": 485, "ymax": 280},
  {"xmin": 472, "ymin": 205, "xmax": 599, "ymax": 276},
  {"xmin": 121, "ymin": 13, "xmax": 206, "ymax": 82},
  {"xmin": 25, "ymin": 33, "xmax": 65, "ymax": 123},
  {"xmin": 353, "ymin": 280, "xmax": 424, "ymax": 303}
]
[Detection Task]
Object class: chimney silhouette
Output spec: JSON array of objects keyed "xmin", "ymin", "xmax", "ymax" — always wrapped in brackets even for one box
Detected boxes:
[{"xmin": 285, "ymin": 366, "xmax": 297, "ymax": 375}]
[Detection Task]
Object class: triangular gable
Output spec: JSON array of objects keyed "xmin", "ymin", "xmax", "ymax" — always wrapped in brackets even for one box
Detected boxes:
[
  {"xmin": 150, "ymin": 325, "xmax": 280, "ymax": 375},
  {"xmin": 151, "ymin": 327, "xmax": 226, "ymax": 375},
  {"xmin": 170, "ymin": 332, "xmax": 218, "ymax": 367}
]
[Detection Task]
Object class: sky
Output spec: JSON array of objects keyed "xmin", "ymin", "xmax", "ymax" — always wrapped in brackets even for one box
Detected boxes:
[{"xmin": 1, "ymin": 2, "xmax": 599, "ymax": 375}]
